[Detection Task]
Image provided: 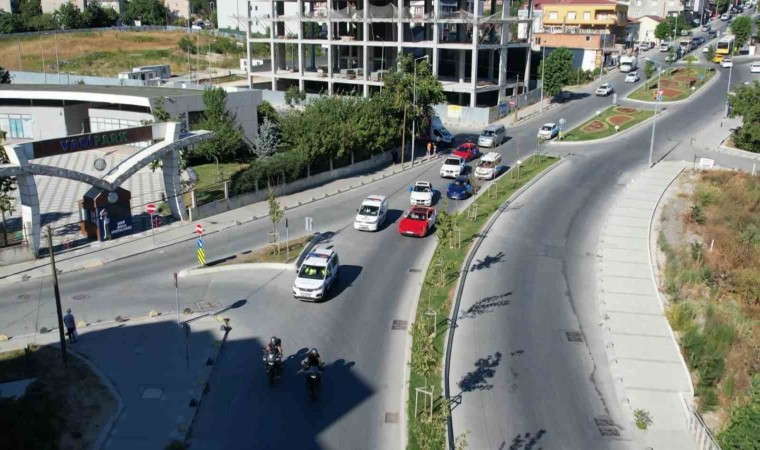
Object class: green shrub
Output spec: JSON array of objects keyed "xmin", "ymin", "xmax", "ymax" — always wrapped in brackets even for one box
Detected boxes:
[
  {"xmin": 691, "ymin": 204, "xmax": 706, "ymax": 224},
  {"xmin": 718, "ymin": 375, "xmax": 760, "ymax": 448},
  {"xmin": 666, "ymin": 302, "xmax": 696, "ymax": 332}
]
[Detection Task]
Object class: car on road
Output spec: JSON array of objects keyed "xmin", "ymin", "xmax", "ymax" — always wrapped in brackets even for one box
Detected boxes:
[
  {"xmin": 398, "ymin": 206, "xmax": 437, "ymax": 237},
  {"xmin": 474, "ymin": 152, "xmax": 503, "ymax": 180},
  {"xmin": 595, "ymin": 82, "xmax": 614, "ymax": 96},
  {"xmin": 537, "ymin": 122, "xmax": 559, "ymax": 140},
  {"xmin": 440, "ymin": 155, "xmax": 466, "ymax": 178},
  {"xmin": 409, "ymin": 181, "xmax": 434, "ymax": 206},
  {"xmin": 720, "ymin": 13, "xmax": 731, "ymax": 20},
  {"xmin": 446, "ymin": 176, "xmax": 473, "ymax": 200},
  {"xmin": 625, "ymin": 71, "xmax": 640, "ymax": 83},
  {"xmin": 721, "ymin": 57, "xmax": 734, "ymax": 68},
  {"xmin": 353, "ymin": 195, "xmax": 388, "ymax": 231},
  {"xmin": 708, "ymin": 30, "xmax": 718, "ymax": 38},
  {"xmin": 477, "ymin": 124, "xmax": 506, "ymax": 148},
  {"xmin": 452, "ymin": 142, "xmax": 481, "ymax": 161},
  {"xmin": 665, "ymin": 54, "xmax": 676, "ymax": 63},
  {"xmin": 701, "ymin": 24, "xmax": 711, "ymax": 31},
  {"xmin": 703, "ymin": 45, "xmax": 711, "ymax": 53},
  {"xmin": 751, "ymin": 62, "xmax": 760, "ymax": 73},
  {"xmin": 293, "ymin": 248, "xmax": 339, "ymax": 301},
  {"xmin": 659, "ymin": 43, "xmax": 671, "ymax": 52}
]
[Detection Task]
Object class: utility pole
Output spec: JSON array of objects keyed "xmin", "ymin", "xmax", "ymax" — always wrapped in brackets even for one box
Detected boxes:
[
  {"xmin": 17, "ymin": 42, "xmax": 22, "ymax": 71},
  {"xmin": 55, "ymin": 32, "xmax": 60, "ymax": 84},
  {"xmin": 246, "ymin": 0, "xmax": 253, "ymax": 89},
  {"xmin": 540, "ymin": 46, "xmax": 545, "ymax": 112},
  {"xmin": 40, "ymin": 35, "xmax": 47, "ymax": 84},
  {"xmin": 47, "ymin": 225, "xmax": 67, "ymax": 364}
]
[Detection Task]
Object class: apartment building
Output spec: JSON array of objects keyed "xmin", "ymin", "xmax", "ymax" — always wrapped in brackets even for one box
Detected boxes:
[
  {"xmin": 245, "ymin": 0, "xmax": 532, "ymax": 107},
  {"xmin": 165, "ymin": 0, "xmax": 191, "ymax": 19},
  {"xmin": 525, "ymin": 0, "xmax": 628, "ymax": 71},
  {"xmin": 628, "ymin": 0, "xmax": 707, "ymax": 24},
  {"xmin": 40, "ymin": 0, "xmax": 85, "ymax": 13}
]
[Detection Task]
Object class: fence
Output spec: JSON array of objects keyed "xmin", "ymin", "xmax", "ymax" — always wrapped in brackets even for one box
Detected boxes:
[
  {"xmin": 0, "ymin": 25, "xmax": 245, "ymax": 40},
  {"xmin": 433, "ymin": 83, "xmax": 544, "ymax": 126},
  {"xmin": 685, "ymin": 396, "xmax": 722, "ymax": 450}
]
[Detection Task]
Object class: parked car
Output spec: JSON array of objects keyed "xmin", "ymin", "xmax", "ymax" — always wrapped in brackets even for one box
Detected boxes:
[
  {"xmin": 409, "ymin": 181, "xmax": 434, "ymax": 206},
  {"xmin": 703, "ymin": 45, "xmax": 711, "ymax": 53},
  {"xmin": 681, "ymin": 30, "xmax": 692, "ymax": 37},
  {"xmin": 537, "ymin": 123, "xmax": 559, "ymax": 140},
  {"xmin": 477, "ymin": 124, "xmax": 506, "ymax": 148},
  {"xmin": 446, "ymin": 176, "xmax": 473, "ymax": 200},
  {"xmin": 398, "ymin": 206, "xmax": 437, "ymax": 237},
  {"xmin": 720, "ymin": 13, "xmax": 731, "ymax": 21},
  {"xmin": 721, "ymin": 57, "xmax": 734, "ymax": 68},
  {"xmin": 701, "ymin": 24, "xmax": 711, "ymax": 32},
  {"xmin": 595, "ymin": 82, "xmax": 614, "ymax": 96},
  {"xmin": 659, "ymin": 43, "xmax": 671, "ymax": 52},
  {"xmin": 750, "ymin": 62, "xmax": 760, "ymax": 73},
  {"xmin": 708, "ymin": 30, "xmax": 718, "ymax": 38},
  {"xmin": 452, "ymin": 142, "xmax": 480, "ymax": 161},
  {"xmin": 625, "ymin": 71, "xmax": 640, "ymax": 83}
]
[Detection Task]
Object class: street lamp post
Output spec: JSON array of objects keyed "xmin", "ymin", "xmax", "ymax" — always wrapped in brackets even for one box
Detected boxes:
[
  {"xmin": 540, "ymin": 46, "xmax": 546, "ymax": 112},
  {"xmin": 725, "ymin": 59, "xmax": 733, "ymax": 118},
  {"xmin": 410, "ymin": 55, "xmax": 429, "ymax": 169},
  {"xmin": 646, "ymin": 58, "xmax": 663, "ymax": 168}
]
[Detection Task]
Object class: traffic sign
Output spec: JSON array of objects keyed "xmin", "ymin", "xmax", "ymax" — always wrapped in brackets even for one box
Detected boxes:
[
  {"xmin": 197, "ymin": 238, "xmax": 206, "ymax": 265},
  {"xmin": 197, "ymin": 238, "xmax": 204, "ymax": 249},
  {"xmin": 508, "ymin": 100, "xmax": 516, "ymax": 107},
  {"xmin": 146, "ymin": 203, "xmax": 156, "ymax": 214},
  {"xmin": 195, "ymin": 223, "xmax": 203, "ymax": 235},
  {"xmin": 305, "ymin": 217, "xmax": 313, "ymax": 232}
]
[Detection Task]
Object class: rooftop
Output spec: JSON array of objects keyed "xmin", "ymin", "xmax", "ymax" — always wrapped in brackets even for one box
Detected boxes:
[
  {"xmin": 0, "ymin": 84, "xmax": 204, "ymax": 99},
  {"xmin": 522, "ymin": 0, "xmax": 623, "ymax": 9}
]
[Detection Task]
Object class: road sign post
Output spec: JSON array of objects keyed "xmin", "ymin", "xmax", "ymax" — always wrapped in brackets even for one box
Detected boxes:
[
  {"xmin": 197, "ymin": 237, "xmax": 205, "ymax": 266},
  {"xmin": 285, "ymin": 217, "xmax": 289, "ymax": 263},
  {"xmin": 305, "ymin": 217, "xmax": 313, "ymax": 233},
  {"xmin": 174, "ymin": 272, "xmax": 181, "ymax": 326},
  {"xmin": 146, "ymin": 203, "xmax": 157, "ymax": 245}
]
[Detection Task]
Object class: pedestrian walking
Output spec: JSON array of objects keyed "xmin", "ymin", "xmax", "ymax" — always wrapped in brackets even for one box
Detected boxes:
[
  {"xmin": 426, "ymin": 142, "xmax": 432, "ymax": 159},
  {"xmin": 63, "ymin": 308, "xmax": 78, "ymax": 343},
  {"xmin": 391, "ymin": 149, "xmax": 398, "ymax": 165},
  {"xmin": 433, "ymin": 143, "xmax": 438, "ymax": 158}
]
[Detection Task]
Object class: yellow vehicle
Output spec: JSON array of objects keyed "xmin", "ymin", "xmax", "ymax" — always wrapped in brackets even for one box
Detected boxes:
[{"xmin": 713, "ymin": 36, "xmax": 735, "ymax": 62}]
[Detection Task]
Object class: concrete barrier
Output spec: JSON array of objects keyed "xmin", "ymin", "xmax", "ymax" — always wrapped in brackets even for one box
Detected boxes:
[{"xmin": 0, "ymin": 243, "xmax": 36, "ymax": 267}]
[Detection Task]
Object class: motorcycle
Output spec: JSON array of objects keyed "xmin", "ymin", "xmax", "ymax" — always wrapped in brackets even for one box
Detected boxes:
[
  {"xmin": 263, "ymin": 349, "xmax": 282, "ymax": 384},
  {"xmin": 300, "ymin": 361, "xmax": 324, "ymax": 398}
]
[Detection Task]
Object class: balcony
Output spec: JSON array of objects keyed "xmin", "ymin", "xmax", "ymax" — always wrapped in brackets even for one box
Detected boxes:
[{"xmin": 535, "ymin": 32, "xmax": 617, "ymax": 50}]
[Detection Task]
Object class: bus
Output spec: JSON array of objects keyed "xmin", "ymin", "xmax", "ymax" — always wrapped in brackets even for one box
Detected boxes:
[{"xmin": 713, "ymin": 36, "xmax": 735, "ymax": 62}]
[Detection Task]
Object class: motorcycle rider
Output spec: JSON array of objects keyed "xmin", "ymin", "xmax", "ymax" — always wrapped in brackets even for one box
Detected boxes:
[
  {"xmin": 302, "ymin": 348, "xmax": 324, "ymax": 371},
  {"xmin": 263, "ymin": 336, "xmax": 283, "ymax": 358}
]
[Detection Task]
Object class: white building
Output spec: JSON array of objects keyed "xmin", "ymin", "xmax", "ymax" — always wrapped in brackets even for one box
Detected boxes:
[{"xmin": 218, "ymin": 0, "xmax": 301, "ymax": 34}]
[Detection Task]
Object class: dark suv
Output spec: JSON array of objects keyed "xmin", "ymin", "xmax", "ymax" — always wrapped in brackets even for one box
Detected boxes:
[{"xmin": 708, "ymin": 30, "xmax": 718, "ymax": 39}]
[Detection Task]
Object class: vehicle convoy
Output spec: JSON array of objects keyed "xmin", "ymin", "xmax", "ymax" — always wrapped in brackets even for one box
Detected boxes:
[
  {"xmin": 263, "ymin": 338, "xmax": 283, "ymax": 384},
  {"xmin": 440, "ymin": 155, "xmax": 466, "ymax": 178},
  {"xmin": 477, "ymin": 124, "xmax": 506, "ymax": 148},
  {"xmin": 619, "ymin": 55, "xmax": 638, "ymax": 73},
  {"xmin": 398, "ymin": 206, "xmax": 437, "ymax": 237},
  {"xmin": 409, "ymin": 181, "xmax": 435, "ymax": 206},
  {"xmin": 447, "ymin": 176, "xmax": 473, "ymax": 200},
  {"xmin": 475, "ymin": 152, "xmax": 502, "ymax": 180},
  {"xmin": 353, "ymin": 195, "xmax": 388, "ymax": 231},
  {"xmin": 292, "ymin": 248, "xmax": 339, "ymax": 301},
  {"xmin": 452, "ymin": 142, "xmax": 480, "ymax": 161},
  {"xmin": 300, "ymin": 349, "xmax": 325, "ymax": 399},
  {"xmin": 713, "ymin": 35, "xmax": 735, "ymax": 63},
  {"xmin": 419, "ymin": 115, "xmax": 454, "ymax": 146}
]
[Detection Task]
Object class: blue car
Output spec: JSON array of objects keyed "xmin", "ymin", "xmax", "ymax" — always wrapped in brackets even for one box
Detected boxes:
[{"xmin": 446, "ymin": 176, "xmax": 473, "ymax": 200}]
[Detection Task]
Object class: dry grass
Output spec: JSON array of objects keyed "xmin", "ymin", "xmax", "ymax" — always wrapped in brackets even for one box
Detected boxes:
[
  {"xmin": 660, "ymin": 170, "xmax": 759, "ymax": 429},
  {"xmin": 0, "ymin": 31, "xmax": 240, "ymax": 76}
]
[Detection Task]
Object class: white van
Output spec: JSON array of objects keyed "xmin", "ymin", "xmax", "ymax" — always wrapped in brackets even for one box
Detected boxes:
[
  {"xmin": 293, "ymin": 247, "xmax": 339, "ymax": 301},
  {"xmin": 474, "ymin": 152, "xmax": 502, "ymax": 180},
  {"xmin": 477, "ymin": 124, "xmax": 506, "ymax": 148},
  {"xmin": 353, "ymin": 195, "xmax": 389, "ymax": 231}
]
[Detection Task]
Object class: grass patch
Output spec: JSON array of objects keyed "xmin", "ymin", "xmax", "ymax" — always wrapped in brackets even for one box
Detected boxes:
[
  {"xmin": 407, "ymin": 155, "xmax": 559, "ymax": 449},
  {"xmin": 628, "ymin": 67, "xmax": 717, "ymax": 102},
  {"xmin": 0, "ymin": 345, "xmax": 117, "ymax": 450},
  {"xmin": 562, "ymin": 106, "xmax": 655, "ymax": 142},
  {"xmin": 658, "ymin": 170, "xmax": 759, "ymax": 430},
  {"xmin": 216, "ymin": 234, "xmax": 314, "ymax": 265},
  {"xmin": 188, "ymin": 162, "xmax": 249, "ymax": 207},
  {"xmin": 208, "ymin": 74, "xmax": 247, "ymax": 84}
]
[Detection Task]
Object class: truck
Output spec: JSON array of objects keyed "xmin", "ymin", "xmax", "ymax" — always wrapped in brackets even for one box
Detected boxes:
[
  {"xmin": 619, "ymin": 55, "xmax": 638, "ymax": 73},
  {"xmin": 419, "ymin": 114, "xmax": 454, "ymax": 147}
]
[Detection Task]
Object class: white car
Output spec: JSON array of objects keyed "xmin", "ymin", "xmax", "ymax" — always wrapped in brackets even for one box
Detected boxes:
[
  {"xmin": 751, "ymin": 62, "xmax": 760, "ymax": 73},
  {"xmin": 440, "ymin": 156, "xmax": 466, "ymax": 178},
  {"xmin": 409, "ymin": 181, "xmax": 434, "ymax": 206},
  {"xmin": 474, "ymin": 152, "xmax": 502, "ymax": 180},
  {"xmin": 625, "ymin": 71, "xmax": 640, "ymax": 83},
  {"xmin": 537, "ymin": 123, "xmax": 559, "ymax": 140},
  {"xmin": 595, "ymin": 82, "xmax": 614, "ymax": 96},
  {"xmin": 702, "ymin": 45, "xmax": 710, "ymax": 53},
  {"xmin": 659, "ymin": 43, "xmax": 671, "ymax": 52},
  {"xmin": 353, "ymin": 195, "xmax": 388, "ymax": 231},
  {"xmin": 720, "ymin": 13, "xmax": 731, "ymax": 21},
  {"xmin": 292, "ymin": 247, "xmax": 339, "ymax": 301},
  {"xmin": 721, "ymin": 57, "xmax": 733, "ymax": 68}
]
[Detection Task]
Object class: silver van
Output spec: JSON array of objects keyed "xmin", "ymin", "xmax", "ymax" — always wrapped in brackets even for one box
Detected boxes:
[{"xmin": 477, "ymin": 124, "xmax": 506, "ymax": 148}]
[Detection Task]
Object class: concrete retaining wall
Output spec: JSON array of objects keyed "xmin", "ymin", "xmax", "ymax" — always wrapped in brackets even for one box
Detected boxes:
[
  {"xmin": 0, "ymin": 243, "xmax": 36, "ymax": 267},
  {"xmin": 189, "ymin": 150, "xmax": 393, "ymax": 220}
]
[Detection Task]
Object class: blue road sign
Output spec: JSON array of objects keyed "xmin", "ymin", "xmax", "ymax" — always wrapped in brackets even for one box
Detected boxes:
[{"xmin": 197, "ymin": 238, "xmax": 204, "ymax": 248}]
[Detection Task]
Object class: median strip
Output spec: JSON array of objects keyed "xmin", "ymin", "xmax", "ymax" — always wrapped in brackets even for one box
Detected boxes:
[
  {"xmin": 406, "ymin": 155, "xmax": 560, "ymax": 449},
  {"xmin": 561, "ymin": 106, "xmax": 655, "ymax": 142}
]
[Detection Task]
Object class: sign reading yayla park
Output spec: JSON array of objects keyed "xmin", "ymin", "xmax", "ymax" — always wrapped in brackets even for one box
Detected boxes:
[{"xmin": 31, "ymin": 125, "xmax": 155, "ymax": 158}]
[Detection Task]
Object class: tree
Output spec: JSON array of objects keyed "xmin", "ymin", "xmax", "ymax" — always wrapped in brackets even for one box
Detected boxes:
[
  {"xmin": 84, "ymin": 1, "xmax": 119, "ymax": 28},
  {"xmin": 717, "ymin": 0, "xmax": 730, "ymax": 14},
  {"xmin": 718, "ymin": 375, "xmax": 760, "ymax": 449},
  {"xmin": 267, "ymin": 189, "xmax": 284, "ymax": 253},
  {"xmin": 730, "ymin": 16, "xmax": 752, "ymax": 50},
  {"xmin": 192, "ymin": 87, "xmax": 249, "ymax": 163},
  {"xmin": 0, "ymin": 66, "xmax": 10, "ymax": 84},
  {"xmin": 54, "ymin": 2, "xmax": 86, "ymax": 29},
  {"xmin": 0, "ymin": 11, "xmax": 24, "ymax": 34},
  {"xmin": 381, "ymin": 53, "xmax": 445, "ymax": 167},
  {"xmin": 253, "ymin": 117, "xmax": 279, "ymax": 158},
  {"xmin": 0, "ymin": 176, "xmax": 16, "ymax": 247},
  {"xmin": 284, "ymin": 87, "xmax": 306, "ymax": 108},
  {"xmin": 151, "ymin": 97, "xmax": 171, "ymax": 122},
  {"xmin": 654, "ymin": 21, "xmax": 672, "ymax": 41},
  {"xmin": 727, "ymin": 81, "xmax": 760, "ymax": 153},
  {"xmin": 644, "ymin": 60, "xmax": 656, "ymax": 80},
  {"xmin": 540, "ymin": 47, "xmax": 574, "ymax": 98},
  {"xmin": 122, "ymin": 0, "xmax": 168, "ymax": 26},
  {"xmin": 257, "ymin": 101, "xmax": 279, "ymax": 127},
  {"xmin": 705, "ymin": 44, "xmax": 715, "ymax": 63}
]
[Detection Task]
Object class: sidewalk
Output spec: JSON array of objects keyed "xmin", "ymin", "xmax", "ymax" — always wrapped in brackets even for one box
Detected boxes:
[
  {"xmin": 0, "ymin": 154, "xmax": 439, "ymax": 286},
  {"xmin": 0, "ymin": 313, "xmax": 227, "ymax": 450},
  {"xmin": 597, "ymin": 161, "xmax": 698, "ymax": 449}
]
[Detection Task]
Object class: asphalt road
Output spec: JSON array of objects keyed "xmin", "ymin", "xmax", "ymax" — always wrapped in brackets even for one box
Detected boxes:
[{"xmin": 448, "ymin": 17, "xmax": 758, "ymax": 450}]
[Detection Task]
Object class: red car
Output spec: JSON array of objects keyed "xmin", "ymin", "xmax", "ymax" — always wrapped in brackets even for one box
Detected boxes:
[
  {"xmin": 452, "ymin": 142, "xmax": 480, "ymax": 161},
  {"xmin": 398, "ymin": 206, "xmax": 437, "ymax": 237}
]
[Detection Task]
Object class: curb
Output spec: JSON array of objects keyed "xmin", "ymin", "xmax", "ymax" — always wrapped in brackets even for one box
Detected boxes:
[
  {"xmin": 0, "ymin": 156, "xmax": 441, "ymax": 286},
  {"xmin": 624, "ymin": 67, "xmax": 721, "ymax": 106},
  {"xmin": 715, "ymin": 143, "xmax": 760, "ymax": 161},
  {"xmin": 442, "ymin": 155, "xmax": 567, "ymax": 447},
  {"xmin": 178, "ymin": 262, "xmax": 294, "ymax": 278},
  {"xmin": 551, "ymin": 108, "xmax": 666, "ymax": 146}
]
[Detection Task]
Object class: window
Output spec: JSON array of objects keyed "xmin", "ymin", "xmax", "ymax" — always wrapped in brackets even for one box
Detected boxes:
[
  {"xmin": 0, "ymin": 114, "xmax": 33, "ymax": 139},
  {"xmin": 583, "ymin": 11, "xmax": 591, "ymax": 20},
  {"xmin": 586, "ymin": 35, "xmax": 591, "ymax": 41},
  {"xmin": 548, "ymin": 11, "xmax": 558, "ymax": 19},
  {"xmin": 567, "ymin": 11, "xmax": 576, "ymax": 19},
  {"xmin": 89, "ymin": 117, "xmax": 149, "ymax": 147},
  {"xmin": 534, "ymin": 37, "xmax": 541, "ymax": 44}
]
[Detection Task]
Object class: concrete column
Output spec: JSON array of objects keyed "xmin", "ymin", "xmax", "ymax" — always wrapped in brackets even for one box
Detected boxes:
[
  {"xmin": 523, "ymin": 0, "xmax": 534, "ymax": 94},
  {"xmin": 160, "ymin": 123, "xmax": 186, "ymax": 221},
  {"xmin": 363, "ymin": 0, "xmax": 370, "ymax": 83},
  {"xmin": 488, "ymin": 49, "xmax": 494, "ymax": 80},
  {"xmin": 298, "ymin": 0, "xmax": 304, "ymax": 77},
  {"xmin": 398, "ymin": 0, "xmax": 404, "ymax": 47},
  {"xmin": 498, "ymin": 0, "xmax": 509, "ymax": 101},
  {"xmin": 470, "ymin": 0, "xmax": 479, "ymax": 107},
  {"xmin": 5, "ymin": 143, "xmax": 41, "ymax": 256},
  {"xmin": 458, "ymin": 50, "xmax": 466, "ymax": 82},
  {"xmin": 432, "ymin": 0, "xmax": 439, "ymax": 76},
  {"xmin": 327, "ymin": 0, "xmax": 334, "ymax": 81},
  {"xmin": 270, "ymin": 0, "xmax": 277, "ymax": 77}
]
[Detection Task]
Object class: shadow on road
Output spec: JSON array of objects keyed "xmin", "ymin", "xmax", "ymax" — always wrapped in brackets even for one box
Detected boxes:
[
  {"xmin": 470, "ymin": 251, "xmax": 505, "ymax": 272},
  {"xmin": 459, "ymin": 292, "xmax": 512, "ymax": 320},
  {"xmin": 499, "ymin": 429, "xmax": 547, "ymax": 450},
  {"xmin": 457, "ymin": 351, "xmax": 503, "ymax": 393},
  {"xmin": 329, "ymin": 265, "xmax": 362, "ymax": 299},
  {"xmin": 381, "ymin": 209, "xmax": 405, "ymax": 229}
]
